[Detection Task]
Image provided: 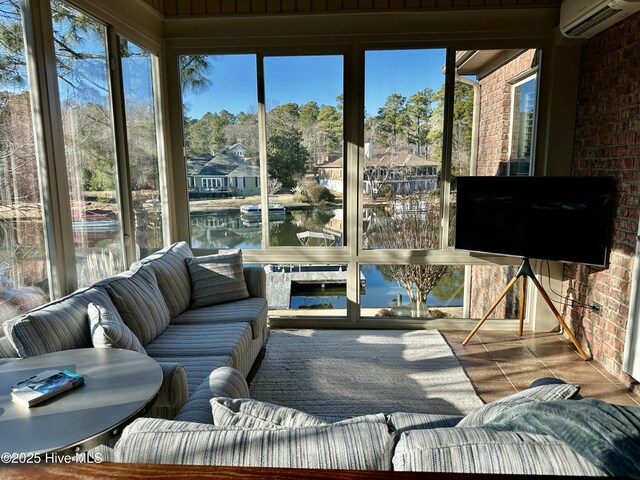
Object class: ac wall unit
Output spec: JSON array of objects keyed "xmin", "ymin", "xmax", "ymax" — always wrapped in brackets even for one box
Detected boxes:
[{"xmin": 560, "ymin": 0, "xmax": 640, "ymax": 38}]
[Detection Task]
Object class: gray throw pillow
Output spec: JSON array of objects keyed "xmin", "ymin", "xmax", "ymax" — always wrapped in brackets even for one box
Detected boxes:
[
  {"xmin": 210, "ymin": 397, "xmax": 386, "ymax": 429},
  {"xmin": 187, "ymin": 250, "xmax": 249, "ymax": 309},
  {"xmin": 88, "ymin": 302, "xmax": 146, "ymax": 354},
  {"xmin": 456, "ymin": 383, "xmax": 581, "ymax": 428},
  {"xmin": 98, "ymin": 265, "xmax": 171, "ymax": 346}
]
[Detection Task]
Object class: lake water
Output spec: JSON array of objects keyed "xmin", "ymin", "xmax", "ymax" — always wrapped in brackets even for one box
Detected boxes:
[{"xmin": 190, "ymin": 208, "xmax": 463, "ymax": 309}]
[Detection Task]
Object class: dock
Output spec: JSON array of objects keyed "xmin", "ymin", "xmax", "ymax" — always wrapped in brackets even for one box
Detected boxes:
[{"xmin": 265, "ymin": 265, "xmax": 365, "ymax": 309}]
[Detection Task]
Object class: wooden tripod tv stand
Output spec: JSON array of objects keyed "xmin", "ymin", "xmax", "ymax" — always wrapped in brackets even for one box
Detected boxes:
[{"xmin": 462, "ymin": 258, "xmax": 590, "ymax": 361}]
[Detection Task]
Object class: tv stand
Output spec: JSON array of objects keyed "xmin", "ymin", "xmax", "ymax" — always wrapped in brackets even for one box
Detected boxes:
[{"xmin": 462, "ymin": 258, "xmax": 590, "ymax": 361}]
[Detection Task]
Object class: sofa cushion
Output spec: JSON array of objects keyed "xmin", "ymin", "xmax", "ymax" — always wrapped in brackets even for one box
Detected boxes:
[
  {"xmin": 150, "ymin": 355, "xmax": 232, "ymax": 397},
  {"xmin": 186, "ymin": 250, "xmax": 249, "ymax": 309},
  {"xmin": 0, "ymin": 336, "xmax": 18, "ymax": 358},
  {"xmin": 97, "ymin": 265, "xmax": 170, "ymax": 346},
  {"xmin": 88, "ymin": 302, "xmax": 146, "ymax": 354},
  {"xmin": 456, "ymin": 383, "xmax": 580, "ymax": 428},
  {"xmin": 136, "ymin": 241, "xmax": 193, "ymax": 319},
  {"xmin": 211, "ymin": 398, "xmax": 328, "ymax": 429},
  {"xmin": 171, "ymin": 297, "xmax": 267, "ymax": 340},
  {"xmin": 388, "ymin": 412, "xmax": 463, "ymax": 433},
  {"xmin": 211, "ymin": 397, "xmax": 387, "ymax": 430},
  {"xmin": 114, "ymin": 417, "xmax": 392, "ymax": 470},
  {"xmin": 392, "ymin": 427, "xmax": 604, "ymax": 475},
  {"xmin": 144, "ymin": 322, "xmax": 252, "ymax": 368},
  {"xmin": 3, "ymin": 286, "xmax": 111, "ymax": 357}
]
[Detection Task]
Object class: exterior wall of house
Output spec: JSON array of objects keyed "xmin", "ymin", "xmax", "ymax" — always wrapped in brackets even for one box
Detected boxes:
[
  {"xmin": 563, "ymin": 11, "xmax": 640, "ymax": 385},
  {"xmin": 468, "ymin": 50, "xmax": 537, "ymax": 319},
  {"xmin": 475, "ymin": 49, "xmax": 537, "ymax": 177},
  {"xmin": 191, "ymin": 175, "xmax": 261, "ymax": 195}
]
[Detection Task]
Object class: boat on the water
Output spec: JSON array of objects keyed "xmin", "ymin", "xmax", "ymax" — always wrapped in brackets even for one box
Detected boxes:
[{"xmin": 240, "ymin": 204, "xmax": 286, "ymax": 216}]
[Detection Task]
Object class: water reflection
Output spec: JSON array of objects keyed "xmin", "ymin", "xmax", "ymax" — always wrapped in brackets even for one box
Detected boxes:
[{"xmin": 190, "ymin": 207, "xmax": 342, "ymax": 249}]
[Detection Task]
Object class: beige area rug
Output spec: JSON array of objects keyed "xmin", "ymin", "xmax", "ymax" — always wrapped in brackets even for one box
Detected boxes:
[{"xmin": 249, "ymin": 329, "xmax": 484, "ymax": 417}]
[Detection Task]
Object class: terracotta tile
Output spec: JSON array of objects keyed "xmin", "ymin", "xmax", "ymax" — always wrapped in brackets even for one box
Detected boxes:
[
  {"xmin": 473, "ymin": 382, "xmax": 518, "ymax": 403},
  {"xmin": 442, "ymin": 327, "xmax": 630, "ymax": 405},
  {"xmin": 461, "ymin": 364, "xmax": 507, "ymax": 383},
  {"xmin": 578, "ymin": 385, "xmax": 640, "ymax": 407}
]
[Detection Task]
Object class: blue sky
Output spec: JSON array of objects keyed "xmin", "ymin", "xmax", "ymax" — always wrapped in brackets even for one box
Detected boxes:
[{"xmin": 182, "ymin": 49, "xmax": 446, "ymax": 119}]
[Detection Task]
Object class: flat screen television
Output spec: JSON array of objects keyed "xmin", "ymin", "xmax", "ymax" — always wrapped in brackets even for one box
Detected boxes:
[{"xmin": 454, "ymin": 176, "xmax": 615, "ymax": 267}]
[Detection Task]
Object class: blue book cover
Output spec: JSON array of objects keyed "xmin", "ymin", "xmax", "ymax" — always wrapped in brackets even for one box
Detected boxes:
[{"xmin": 11, "ymin": 369, "xmax": 84, "ymax": 407}]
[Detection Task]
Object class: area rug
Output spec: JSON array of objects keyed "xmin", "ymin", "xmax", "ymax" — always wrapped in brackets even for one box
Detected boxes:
[{"xmin": 249, "ymin": 329, "xmax": 484, "ymax": 417}]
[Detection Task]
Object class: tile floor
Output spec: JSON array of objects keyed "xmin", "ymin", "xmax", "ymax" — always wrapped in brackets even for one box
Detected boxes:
[{"xmin": 441, "ymin": 330, "xmax": 640, "ymax": 407}]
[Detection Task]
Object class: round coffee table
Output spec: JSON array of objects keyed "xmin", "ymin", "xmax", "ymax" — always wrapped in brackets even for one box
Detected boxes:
[{"xmin": 0, "ymin": 348, "xmax": 162, "ymax": 456}]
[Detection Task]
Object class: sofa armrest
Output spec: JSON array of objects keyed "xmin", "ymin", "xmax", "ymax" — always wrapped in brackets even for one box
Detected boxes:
[
  {"xmin": 146, "ymin": 362, "xmax": 189, "ymax": 420},
  {"xmin": 243, "ymin": 266, "xmax": 266, "ymax": 299},
  {"xmin": 174, "ymin": 366, "xmax": 249, "ymax": 424}
]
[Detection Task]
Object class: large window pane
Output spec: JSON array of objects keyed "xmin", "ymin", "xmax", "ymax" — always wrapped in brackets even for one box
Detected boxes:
[
  {"xmin": 448, "ymin": 49, "xmax": 540, "ymax": 316},
  {"xmin": 180, "ymin": 54, "xmax": 261, "ymax": 249},
  {"xmin": 360, "ymin": 264, "xmax": 520, "ymax": 320},
  {"xmin": 509, "ymin": 75, "xmax": 537, "ymax": 176},
  {"xmin": 360, "ymin": 264, "xmax": 464, "ymax": 319},
  {"xmin": 264, "ymin": 55, "xmax": 344, "ymax": 247},
  {"xmin": 52, "ymin": 0, "xmax": 124, "ymax": 287},
  {"xmin": 120, "ymin": 38, "xmax": 163, "ymax": 259},
  {"xmin": 363, "ymin": 49, "xmax": 444, "ymax": 251},
  {"xmin": 262, "ymin": 263, "xmax": 348, "ymax": 318},
  {"xmin": 0, "ymin": 0, "xmax": 50, "ymax": 321}
]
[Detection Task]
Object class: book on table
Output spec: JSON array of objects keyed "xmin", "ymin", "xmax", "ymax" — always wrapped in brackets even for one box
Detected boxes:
[{"xmin": 11, "ymin": 369, "xmax": 84, "ymax": 407}]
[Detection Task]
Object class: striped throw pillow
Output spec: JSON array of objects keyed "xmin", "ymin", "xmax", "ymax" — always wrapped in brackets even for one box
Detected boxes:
[
  {"xmin": 98, "ymin": 266, "xmax": 171, "ymax": 346},
  {"xmin": 88, "ymin": 302, "xmax": 146, "ymax": 354},
  {"xmin": 186, "ymin": 250, "xmax": 249, "ymax": 309}
]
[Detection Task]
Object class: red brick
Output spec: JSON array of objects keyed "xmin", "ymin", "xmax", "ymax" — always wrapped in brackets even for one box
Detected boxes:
[{"xmin": 565, "ymin": 11, "xmax": 640, "ymax": 381}]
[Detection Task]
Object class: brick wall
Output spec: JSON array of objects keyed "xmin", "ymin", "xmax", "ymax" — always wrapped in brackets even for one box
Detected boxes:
[
  {"xmin": 564, "ymin": 12, "xmax": 640, "ymax": 382},
  {"xmin": 476, "ymin": 49, "xmax": 537, "ymax": 177}
]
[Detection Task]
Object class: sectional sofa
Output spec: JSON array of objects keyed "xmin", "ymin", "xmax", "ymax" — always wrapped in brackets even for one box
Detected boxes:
[
  {"xmin": 1, "ymin": 242, "xmax": 639, "ymax": 476},
  {"xmin": 109, "ymin": 366, "xmax": 640, "ymax": 477},
  {"xmin": 0, "ymin": 241, "xmax": 268, "ymax": 418}
]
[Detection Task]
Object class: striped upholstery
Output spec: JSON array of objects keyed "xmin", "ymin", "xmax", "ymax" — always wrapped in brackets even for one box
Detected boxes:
[
  {"xmin": 136, "ymin": 242, "xmax": 193, "ymax": 318},
  {"xmin": 388, "ymin": 412, "xmax": 463, "ymax": 433},
  {"xmin": 237, "ymin": 333, "xmax": 264, "ymax": 377},
  {"xmin": 175, "ymin": 367, "xmax": 250, "ymax": 424},
  {"xmin": 144, "ymin": 322, "xmax": 252, "ymax": 372},
  {"xmin": 146, "ymin": 362, "xmax": 189, "ymax": 420},
  {"xmin": 392, "ymin": 427, "xmax": 605, "ymax": 475},
  {"xmin": 211, "ymin": 398, "xmax": 330, "ymax": 429},
  {"xmin": 148, "ymin": 355, "xmax": 232, "ymax": 396},
  {"xmin": 456, "ymin": 383, "xmax": 580, "ymax": 428},
  {"xmin": 97, "ymin": 266, "xmax": 170, "ymax": 346},
  {"xmin": 211, "ymin": 398, "xmax": 387, "ymax": 430},
  {"xmin": 0, "ymin": 336, "xmax": 18, "ymax": 358},
  {"xmin": 187, "ymin": 250, "xmax": 249, "ymax": 308},
  {"xmin": 114, "ymin": 417, "xmax": 392, "ymax": 470},
  {"xmin": 88, "ymin": 302, "xmax": 146, "ymax": 354},
  {"xmin": 243, "ymin": 266, "xmax": 266, "ymax": 298},
  {"xmin": 3, "ymin": 287, "xmax": 112, "ymax": 357},
  {"xmin": 171, "ymin": 298, "xmax": 267, "ymax": 339}
]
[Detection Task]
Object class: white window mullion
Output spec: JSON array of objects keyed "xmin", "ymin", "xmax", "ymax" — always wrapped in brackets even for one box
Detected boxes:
[{"xmin": 106, "ymin": 27, "xmax": 136, "ymax": 266}]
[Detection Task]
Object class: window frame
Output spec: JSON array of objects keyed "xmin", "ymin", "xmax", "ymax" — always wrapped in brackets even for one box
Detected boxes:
[
  {"xmin": 506, "ymin": 67, "xmax": 540, "ymax": 177},
  {"xmin": 171, "ymin": 44, "xmax": 543, "ymax": 326},
  {"xmin": 10, "ymin": 0, "xmax": 165, "ymax": 301}
]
